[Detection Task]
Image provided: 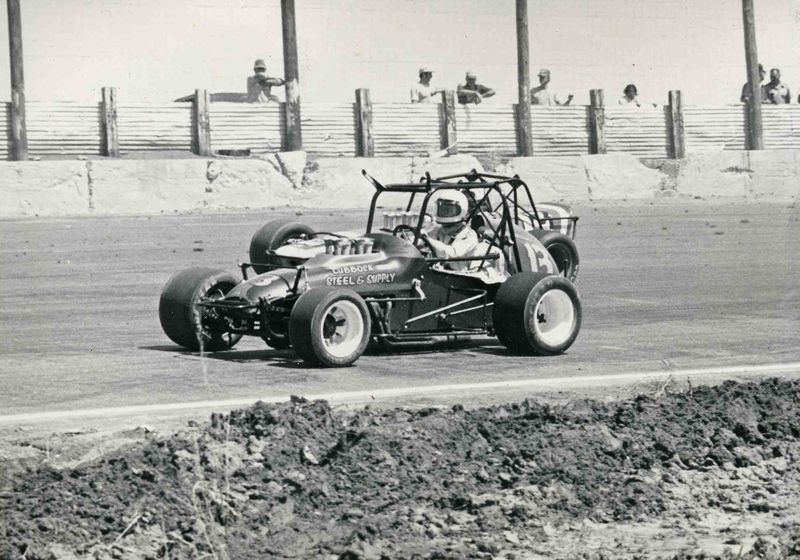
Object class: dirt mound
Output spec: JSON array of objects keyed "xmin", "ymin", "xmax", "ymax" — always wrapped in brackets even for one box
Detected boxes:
[{"xmin": 2, "ymin": 378, "xmax": 799, "ymax": 559}]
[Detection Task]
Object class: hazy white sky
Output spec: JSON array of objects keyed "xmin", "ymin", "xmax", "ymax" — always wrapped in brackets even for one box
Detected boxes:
[{"xmin": 0, "ymin": 0, "xmax": 798, "ymax": 105}]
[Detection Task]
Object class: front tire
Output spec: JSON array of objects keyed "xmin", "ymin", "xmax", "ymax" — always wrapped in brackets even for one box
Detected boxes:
[
  {"xmin": 493, "ymin": 272, "xmax": 581, "ymax": 355},
  {"xmin": 289, "ymin": 288, "xmax": 372, "ymax": 367},
  {"xmin": 249, "ymin": 219, "xmax": 314, "ymax": 274},
  {"xmin": 159, "ymin": 267, "xmax": 242, "ymax": 351}
]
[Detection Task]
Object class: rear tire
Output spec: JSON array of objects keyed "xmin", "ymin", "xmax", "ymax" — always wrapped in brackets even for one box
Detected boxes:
[
  {"xmin": 530, "ymin": 230, "xmax": 579, "ymax": 282},
  {"xmin": 159, "ymin": 267, "xmax": 242, "ymax": 351},
  {"xmin": 249, "ymin": 219, "xmax": 314, "ymax": 274},
  {"xmin": 289, "ymin": 288, "xmax": 372, "ymax": 367},
  {"xmin": 493, "ymin": 272, "xmax": 581, "ymax": 355}
]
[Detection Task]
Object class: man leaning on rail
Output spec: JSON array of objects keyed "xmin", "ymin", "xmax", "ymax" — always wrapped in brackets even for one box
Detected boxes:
[
  {"xmin": 247, "ymin": 58, "xmax": 285, "ymax": 103},
  {"xmin": 457, "ymin": 71, "xmax": 495, "ymax": 105},
  {"xmin": 531, "ymin": 68, "xmax": 573, "ymax": 106}
]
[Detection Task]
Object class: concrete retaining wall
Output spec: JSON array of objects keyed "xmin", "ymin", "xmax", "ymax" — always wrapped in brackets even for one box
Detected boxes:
[
  {"xmin": 0, "ymin": 150, "xmax": 796, "ymax": 217},
  {"xmin": 0, "ymin": 162, "xmax": 89, "ymax": 216},
  {"xmin": 500, "ymin": 150, "xmax": 800, "ymax": 201},
  {"xmin": 675, "ymin": 150, "xmax": 800, "ymax": 200}
]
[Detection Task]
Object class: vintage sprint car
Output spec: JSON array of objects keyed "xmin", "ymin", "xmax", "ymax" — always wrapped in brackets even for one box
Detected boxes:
[{"xmin": 158, "ymin": 170, "xmax": 582, "ymax": 367}]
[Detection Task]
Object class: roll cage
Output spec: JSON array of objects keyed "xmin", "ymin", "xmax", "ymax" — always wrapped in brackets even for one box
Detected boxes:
[{"xmin": 362, "ymin": 169, "xmax": 563, "ymax": 273}]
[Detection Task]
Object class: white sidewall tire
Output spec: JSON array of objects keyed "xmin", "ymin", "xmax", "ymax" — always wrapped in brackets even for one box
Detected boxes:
[
  {"xmin": 523, "ymin": 275, "xmax": 581, "ymax": 355},
  {"xmin": 317, "ymin": 299, "xmax": 366, "ymax": 360},
  {"xmin": 289, "ymin": 288, "xmax": 372, "ymax": 367},
  {"xmin": 493, "ymin": 271, "xmax": 581, "ymax": 355}
]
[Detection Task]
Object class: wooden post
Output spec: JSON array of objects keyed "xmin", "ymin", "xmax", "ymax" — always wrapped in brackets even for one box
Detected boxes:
[
  {"xmin": 192, "ymin": 89, "xmax": 211, "ymax": 156},
  {"xmin": 668, "ymin": 90, "xmax": 685, "ymax": 159},
  {"xmin": 741, "ymin": 0, "xmax": 763, "ymax": 150},
  {"xmin": 281, "ymin": 0, "xmax": 302, "ymax": 151},
  {"xmin": 101, "ymin": 87, "xmax": 119, "ymax": 157},
  {"xmin": 441, "ymin": 90, "xmax": 458, "ymax": 155},
  {"xmin": 7, "ymin": 0, "xmax": 28, "ymax": 160},
  {"xmin": 515, "ymin": 0, "xmax": 533, "ymax": 156},
  {"xmin": 354, "ymin": 88, "xmax": 374, "ymax": 157},
  {"xmin": 588, "ymin": 89, "xmax": 606, "ymax": 155}
]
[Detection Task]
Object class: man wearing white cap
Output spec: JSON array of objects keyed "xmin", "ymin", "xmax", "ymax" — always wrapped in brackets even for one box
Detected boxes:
[
  {"xmin": 247, "ymin": 58, "xmax": 285, "ymax": 103},
  {"xmin": 531, "ymin": 68, "xmax": 573, "ymax": 106},
  {"xmin": 457, "ymin": 71, "xmax": 496, "ymax": 105},
  {"xmin": 411, "ymin": 66, "xmax": 444, "ymax": 103}
]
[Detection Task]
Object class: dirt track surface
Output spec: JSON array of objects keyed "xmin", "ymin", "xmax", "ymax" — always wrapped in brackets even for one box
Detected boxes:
[
  {"xmin": 2, "ymin": 378, "xmax": 799, "ymax": 559},
  {"xmin": 1, "ymin": 200, "xmax": 799, "ymax": 428}
]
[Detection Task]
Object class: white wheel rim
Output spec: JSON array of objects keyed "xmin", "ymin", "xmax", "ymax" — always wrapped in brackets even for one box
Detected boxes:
[
  {"xmin": 532, "ymin": 289, "xmax": 575, "ymax": 347},
  {"xmin": 319, "ymin": 300, "xmax": 364, "ymax": 359}
]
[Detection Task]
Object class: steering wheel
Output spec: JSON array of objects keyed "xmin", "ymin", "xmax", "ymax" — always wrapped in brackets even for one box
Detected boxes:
[{"xmin": 392, "ymin": 224, "xmax": 435, "ymax": 256}]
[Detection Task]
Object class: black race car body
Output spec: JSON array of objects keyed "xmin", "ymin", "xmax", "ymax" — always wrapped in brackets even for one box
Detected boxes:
[{"xmin": 159, "ymin": 170, "xmax": 582, "ymax": 366}]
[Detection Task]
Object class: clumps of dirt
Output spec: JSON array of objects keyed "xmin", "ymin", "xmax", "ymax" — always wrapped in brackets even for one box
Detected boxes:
[{"xmin": 2, "ymin": 379, "xmax": 799, "ymax": 560}]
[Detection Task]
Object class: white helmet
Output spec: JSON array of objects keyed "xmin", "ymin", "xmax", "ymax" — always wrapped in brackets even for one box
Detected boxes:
[{"xmin": 434, "ymin": 190, "xmax": 468, "ymax": 224}]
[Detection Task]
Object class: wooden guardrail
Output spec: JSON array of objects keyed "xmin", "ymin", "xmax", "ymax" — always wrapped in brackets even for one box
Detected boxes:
[{"xmin": 1, "ymin": 88, "xmax": 798, "ymax": 161}]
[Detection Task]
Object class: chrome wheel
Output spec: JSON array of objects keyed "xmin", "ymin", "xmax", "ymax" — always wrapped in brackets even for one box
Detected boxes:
[
  {"xmin": 319, "ymin": 300, "xmax": 365, "ymax": 359},
  {"xmin": 532, "ymin": 289, "xmax": 575, "ymax": 347}
]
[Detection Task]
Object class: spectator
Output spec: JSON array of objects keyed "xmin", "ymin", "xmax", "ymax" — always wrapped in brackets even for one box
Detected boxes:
[
  {"xmin": 531, "ymin": 69, "xmax": 573, "ymax": 106},
  {"xmin": 457, "ymin": 71, "xmax": 496, "ymax": 105},
  {"xmin": 411, "ymin": 67, "xmax": 444, "ymax": 103},
  {"xmin": 618, "ymin": 84, "xmax": 641, "ymax": 106},
  {"xmin": 764, "ymin": 68, "xmax": 791, "ymax": 104},
  {"xmin": 740, "ymin": 63, "xmax": 768, "ymax": 103},
  {"xmin": 618, "ymin": 84, "xmax": 657, "ymax": 107},
  {"xmin": 247, "ymin": 59, "xmax": 285, "ymax": 103}
]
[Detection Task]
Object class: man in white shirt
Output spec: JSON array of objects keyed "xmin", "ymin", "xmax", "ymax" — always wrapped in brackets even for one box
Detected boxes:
[
  {"xmin": 531, "ymin": 68, "xmax": 573, "ymax": 106},
  {"xmin": 411, "ymin": 67, "xmax": 444, "ymax": 103},
  {"xmin": 764, "ymin": 68, "xmax": 791, "ymax": 104}
]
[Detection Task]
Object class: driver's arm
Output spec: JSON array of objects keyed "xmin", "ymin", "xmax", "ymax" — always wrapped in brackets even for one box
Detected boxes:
[
  {"xmin": 426, "ymin": 236, "xmax": 455, "ymax": 259},
  {"xmin": 425, "ymin": 228, "xmax": 479, "ymax": 259}
]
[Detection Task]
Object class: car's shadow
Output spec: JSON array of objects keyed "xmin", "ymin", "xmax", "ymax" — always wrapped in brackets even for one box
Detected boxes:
[
  {"xmin": 141, "ymin": 344, "xmax": 304, "ymax": 368},
  {"xmin": 141, "ymin": 338, "xmax": 512, "ymax": 367}
]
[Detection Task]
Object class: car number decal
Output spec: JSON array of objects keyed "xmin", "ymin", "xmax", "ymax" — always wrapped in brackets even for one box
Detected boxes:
[{"xmin": 525, "ymin": 245, "xmax": 554, "ymax": 274}]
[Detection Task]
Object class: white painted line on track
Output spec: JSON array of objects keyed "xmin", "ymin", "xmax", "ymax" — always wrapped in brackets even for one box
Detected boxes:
[{"xmin": 2, "ymin": 362, "xmax": 799, "ymax": 425}]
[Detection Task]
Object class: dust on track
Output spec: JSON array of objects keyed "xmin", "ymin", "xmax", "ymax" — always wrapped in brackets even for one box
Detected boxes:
[{"xmin": 1, "ymin": 378, "xmax": 799, "ymax": 559}]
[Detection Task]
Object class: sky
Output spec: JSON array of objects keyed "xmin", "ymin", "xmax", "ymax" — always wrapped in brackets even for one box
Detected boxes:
[{"xmin": 0, "ymin": 0, "xmax": 798, "ymax": 106}]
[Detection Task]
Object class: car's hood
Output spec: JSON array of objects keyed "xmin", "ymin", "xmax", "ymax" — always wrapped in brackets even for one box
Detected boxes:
[
  {"xmin": 224, "ymin": 268, "xmax": 298, "ymax": 303},
  {"xmin": 227, "ymin": 236, "xmax": 427, "ymax": 304}
]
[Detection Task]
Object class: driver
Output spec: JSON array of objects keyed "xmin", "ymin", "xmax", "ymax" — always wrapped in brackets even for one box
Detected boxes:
[{"xmin": 422, "ymin": 191, "xmax": 481, "ymax": 272}]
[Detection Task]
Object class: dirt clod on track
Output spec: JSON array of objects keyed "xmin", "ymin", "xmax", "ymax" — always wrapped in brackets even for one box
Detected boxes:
[{"xmin": 2, "ymin": 379, "xmax": 799, "ymax": 559}]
